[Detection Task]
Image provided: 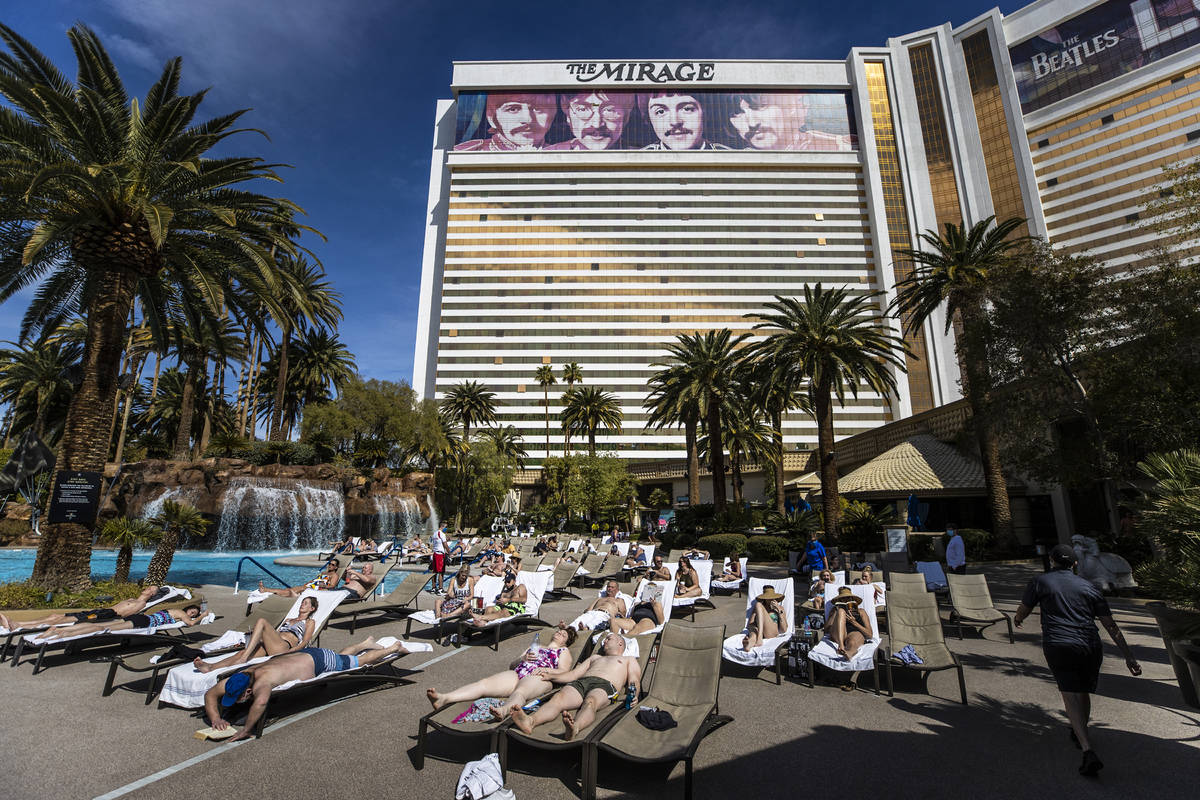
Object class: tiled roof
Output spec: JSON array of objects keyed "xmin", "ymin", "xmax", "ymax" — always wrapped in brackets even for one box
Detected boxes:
[{"xmin": 836, "ymin": 434, "xmax": 1020, "ymax": 497}]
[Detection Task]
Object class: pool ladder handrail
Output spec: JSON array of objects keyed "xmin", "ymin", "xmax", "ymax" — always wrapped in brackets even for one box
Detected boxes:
[{"xmin": 232, "ymin": 555, "xmax": 293, "ymax": 594}]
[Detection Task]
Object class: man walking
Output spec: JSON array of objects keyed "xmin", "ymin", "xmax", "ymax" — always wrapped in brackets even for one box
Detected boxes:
[
  {"xmin": 946, "ymin": 524, "xmax": 966, "ymax": 575},
  {"xmin": 430, "ymin": 524, "xmax": 448, "ymax": 595},
  {"xmin": 1014, "ymin": 544, "xmax": 1141, "ymax": 777}
]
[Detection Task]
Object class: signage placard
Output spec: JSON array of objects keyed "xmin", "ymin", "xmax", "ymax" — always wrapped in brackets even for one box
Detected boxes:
[
  {"xmin": 47, "ymin": 470, "xmax": 103, "ymax": 525},
  {"xmin": 885, "ymin": 526, "xmax": 910, "ymax": 554}
]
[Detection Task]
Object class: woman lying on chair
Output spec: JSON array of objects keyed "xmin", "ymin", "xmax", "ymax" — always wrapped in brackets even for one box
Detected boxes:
[
  {"xmin": 0, "ymin": 584, "xmax": 169, "ymax": 632},
  {"xmin": 194, "ymin": 597, "xmax": 319, "ymax": 674},
  {"xmin": 610, "ymin": 582, "xmax": 665, "ymax": 636},
  {"xmin": 259, "ymin": 559, "xmax": 341, "ymax": 599},
  {"xmin": 34, "ymin": 604, "xmax": 205, "ymax": 641},
  {"xmin": 674, "ymin": 556, "xmax": 703, "ymax": 598},
  {"xmin": 425, "ymin": 623, "xmax": 578, "ymax": 718},
  {"xmin": 742, "ymin": 586, "xmax": 788, "ymax": 652},
  {"xmin": 465, "ymin": 574, "xmax": 528, "ymax": 625},
  {"xmin": 825, "ymin": 586, "xmax": 872, "ymax": 660},
  {"xmin": 716, "ymin": 554, "xmax": 742, "ymax": 583}
]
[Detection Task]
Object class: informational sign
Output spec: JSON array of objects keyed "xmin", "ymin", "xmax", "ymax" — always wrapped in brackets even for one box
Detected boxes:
[
  {"xmin": 675, "ymin": 495, "xmax": 690, "ymax": 508},
  {"xmin": 454, "ymin": 89, "xmax": 857, "ymax": 152},
  {"xmin": 1010, "ymin": 0, "xmax": 1200, "ymax": 113},
  {"xmin": 47, "ymin": 470, "xmax": 103, "ymax": 525},
  {"xmin": 885, "ymin": 525, "xmax": 910, "ymax": 554}
]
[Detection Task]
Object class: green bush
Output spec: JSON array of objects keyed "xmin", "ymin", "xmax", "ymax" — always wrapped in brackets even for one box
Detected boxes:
[
  {"xmin": 229, "ymin": 440, "xmax": 319, "ymax": 466},
  {"xmin": 839, "ymin": 501, "xmax": 898, "ymax": 552},
  {"xmin": 956, "ymin": 528, "xmax": 991, "ymax": 558},
  {"xmin": 908, "ymin": 535, "xmax": 935, "ymax": 562},
  {"xmin": 0, "ymin": 580, "xmax": 145, "ymax": 610},
  {"xmin": 695, "ymin": 533, "xmax": 747, "ymax": 559},
  {"xmin": 764, "ymin": 510, "xmax": 820, "ymax": 539},
  {"xmin": 0, "ymin": 447, "xmax": 12, "ymax": 467},
  {"xmin": 0, "ymin": 517, "xmax": 29, "ymax": 545},
  {"xmin": 746, "ymin": 534, "xmax": 788, "ymax": 563}
]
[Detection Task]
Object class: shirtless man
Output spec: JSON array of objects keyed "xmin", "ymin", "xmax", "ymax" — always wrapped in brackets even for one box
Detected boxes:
[
  {"xmin": 33, "ymin": 604, "xmax": 204, "ymax": 641},
  {"xmin": 339, "ymin": 562, "xmax": 378, "ymax": 600},
  {"xmin": 0, "ymin": 585, "xmax": 169, "ymax": 632},
  {"xmin": 259, "ymin": 559, "xmax": 341, "ymax": 598},
  {"xmin": 571, "ymin": 580, "xmax": 630, "ymax": 631},
  {"xmin": 203, "ymin": 636, "xmax": 409, "ymax": 742},
  {"xmin": 645, "ymin": 554, "xmax": 671, "ymax": 582},
  {"xmin": 510, "ymin": 632, "xmax": 642, "ymax": 740}
]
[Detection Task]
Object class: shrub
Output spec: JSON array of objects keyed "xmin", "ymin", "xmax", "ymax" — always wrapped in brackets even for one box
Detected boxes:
[
  {"xmin": 695, "ymin": 533, "xmax": 747, "ymax": 559},
  {"xmin": 908, "ymin": 535, "xmax": 935, "ymax": 562},
  {"xmin": 1134, "ymin": 450, "xmax": 1200, "ymax": 610},
  {"xmin": 0, "ymin": 580, "xmax": 145, "ymax": 610},
  {"xmin": 229, "ymin": 440, "xmax": 319, "ymax": 466},
  {"xmin": 764, "ymin": 510, "xmax": 820, "ymax": 539},
  {"xmin": 839, "ymin": 501, "xmax": 898, "ymax": 552},
  {"xmin": 0, "ymin": 518, "xmax": 29, "ymax": 545},
  {"xmin": 956, "ymin": 528, "xmax": 991, "ymax": 559},
  {"xmin": 746, "ymin": 534, "xmax": 788, "ymax": 563}
]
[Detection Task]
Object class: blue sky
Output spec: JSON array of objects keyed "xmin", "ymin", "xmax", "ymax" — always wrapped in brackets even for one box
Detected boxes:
[{"xmin": 2, "ymin": 0, "xmax": 1024, "ymax": 386}]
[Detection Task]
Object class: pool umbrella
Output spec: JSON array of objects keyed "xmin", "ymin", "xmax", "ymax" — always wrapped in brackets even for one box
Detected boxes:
[{"xmin": 906, "ymin": 493, "xmax": 923, "ymax": 531}]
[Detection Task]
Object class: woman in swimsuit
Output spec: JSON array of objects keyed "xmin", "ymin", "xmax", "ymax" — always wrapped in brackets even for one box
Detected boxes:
[
  {"xmin": 743, "ymin": 586, "xmax": 787, "ymax": 652},
  {"xmin": 675, "ymin": 556, "xmax": 702, "ymax": 599},
  {"xmin": 716, "ymin": 554, "xmax": 742, "ymax": 583},
  {"xmin": 825, "ymin": 586, "xmax": 872, "ymax": 660},
  {"xmin": 193, "ymin": 596, "xmax": 320, "ymax": 673},
  {"xmin": 259, "ymin": 559, "xmax": 341, "ymax": 599},
  {"xmin": 435, "ymin": 566, "xmax": 476, "ymax": 618},
  {"xmin": 808, "ymin": 568, "xmax": 836, "ymax": 607},
  {"xmin": 425, "ymin": 624, "xmax": 578, "ymax": 718},
  {"xmin": 468, "ymin": 575, "xmax": 529, "ymax": 625},
  {"xmin": 35, "ymin": 604, "xmax": 204, "ymax": 641},
  {"xmin": 610, "ymin": 582, "xmax": 664, "ymax": 636},
  {"xmin": 853, "ymin": 566, "xmax": 885, "ymax": 604}
]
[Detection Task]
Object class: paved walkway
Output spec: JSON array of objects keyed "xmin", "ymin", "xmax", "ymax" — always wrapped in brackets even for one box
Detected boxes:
[{"xmin": 2, "ymin": 564, "xmax": 1197, "ymax": 799}]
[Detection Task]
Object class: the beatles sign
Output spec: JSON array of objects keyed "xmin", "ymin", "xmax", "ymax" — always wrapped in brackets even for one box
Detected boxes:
[
  {"xmin": 1010, "ymin": 0, "xmax": 1200, "ymax": 113},
  {"xmin": 565, "ymin": 61, "xmax": 717, "ymax": 83}
]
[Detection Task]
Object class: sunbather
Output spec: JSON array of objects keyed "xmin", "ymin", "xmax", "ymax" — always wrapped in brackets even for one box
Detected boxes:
[
  {"xmin": 674, "ymin": 556, "xmax": 703, "ymax": 599},
  {"xmin": 259, "ymin": 559, "xmax": 341, "ymax": 598},
  {"xmin": 554, "ymin": 551, "xmax": 579, "ymax": 568},
  {"xmin": 646, "ymin": 554, "xmax": 671, "ymax": 582},
  {"xmin": 194, "ymin": 597, "xmax": 319, "ymax": 674},
  {"xmin": 742, "ymin": 586, "xmax": 787, "ymax": 652},
  {"xmin": 34, "ymin": 604, "xmax": 204, "ymax": 641},
  {"xmin": 0, "ymin": 585, "xmax": 168, "ymax": 632},
  {"xmin": 683, "ymin": 546, "xmax": 710, "ymax": 560},
  {"xmin": 467, "ymin": 574, "xmax": 529, "ymax": 625},
  {"xmin": 435, "ymin": 566, "xmax": 476, "ymax": 618},
  {"xmin": 716, "ymin": 555, "xmax": 742, "ymax": 583},
  {"xmin": 853, "ymin": 566, "xmax": 884, "ymax": 603},
  {"xmin": 609, "ymin": 583, "xmax": 664, "ymax": 636},
  {"xmin": 339, "ymin": 562, "xmax": 379, "ymax": 599},
  {"xmin": 572, "ymin": 580, "xmax": 630, "ymax": 631},
  {"xmin": 425, "ymin": 624, "xmax": 578, "ymax": 718},
  {"xmin": 357, "ymin": 538, "xmax": 378, "ymax": 554},
  {"xmin": 204, "ymin": 635, "xmax": 409, "ymax": 741},
  {"xmin": 824, "ymin": 586, "xmax": 871, "ymax": 659},
  {"xmin": 624, "ymin": 545, "xmax": 647, "ymax": 569},
  {"xmin": 510, "ymin": 631, "xmax": 642, "ymax": 741},
  {"xmin": 808, "ymin": 569, "xmax": 836, "ymax": 602}
]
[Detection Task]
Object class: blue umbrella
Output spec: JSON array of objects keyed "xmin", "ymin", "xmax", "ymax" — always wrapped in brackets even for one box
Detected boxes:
[
  {"xmin": 906, "ymin": 493, "xmax": 923, "ymax": 531},
  {"xmin": 798, "ymin": 497, "xmax": 812, "ymax": 513}
]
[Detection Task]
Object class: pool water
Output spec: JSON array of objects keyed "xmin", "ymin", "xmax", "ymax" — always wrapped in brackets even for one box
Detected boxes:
[{"xmin": 0, "ymin": 549, "xmax": 417, "ymax": 594}]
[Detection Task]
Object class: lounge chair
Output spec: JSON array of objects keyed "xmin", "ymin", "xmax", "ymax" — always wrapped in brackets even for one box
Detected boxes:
[
  {"xmin": 915, "ymin": 561, "xmax": 951, "ymax": 594},
  {"xmin": 243, "ymin": 557, "xmax": 356, "ymax": 609},
  {"xmin": 946, "ymin": 573, "xmax": 1014, "ymax": 644},
  {"xmin": 721, "ymin": 577, "xmax": 795, "ymax": 685},
  {"xmin": 887, "ymin": 572, "xmax": 927, "ymax": 593},
  {"xmin": 406, "ymin": 575, "xmax": 504, "ymax": 646},
  {"xmin": 881, "ymin": 589, "xmax": 968, "ymax": 704},
  {"xmin": 155, "ymin": 589, "xmax": 350, "ymax": 708},
  {"xmin": 499, "ymin": 632, "xmax": 658, "ymax": 783},
  {"xmin": 331, "ymin": 570, "xmax": 431, "ymax": 633},
  {"xmin": 569, "ymin": 586, "xmax": 637, "ymax": 631},
  {"xmin": 356, "ymin": 540, "xmax": 397, "ymax": 562},
  {"xmin": 710, "ymin": 557, "xmax": 749, "ymax": 596},
  {"xmin": 545, "ymin": 560, "xmax": 582, "ymax": 601},
  {"xmin": 586, "ymin": 623, "xmax": 732, "ymax": 800},
  {"xmin": 454, "ymin": 570, "xmax": 554, "ymax": 651},
  {"xmin": 665, "ymin": 560, "xmax": 714, "ymax": 621},
  {"xmin": 578, "ymin": 554, "xmax": 615, "ymax": 588},
  {"xmin": 414, "ymin": 630, "xmax": 590, "ymax": 769},
  {"xmin": 623, "ymin": 577, "xmax": 677, "ymax": 636},
  {"xmin": 806, "ymin": 583, "xmax": 882, "ymax": 691}
]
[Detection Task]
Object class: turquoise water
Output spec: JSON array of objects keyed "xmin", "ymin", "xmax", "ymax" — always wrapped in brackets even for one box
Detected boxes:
[{"xmin": 0, "ymin": 549, "xmax": 418, "ymax": 593}]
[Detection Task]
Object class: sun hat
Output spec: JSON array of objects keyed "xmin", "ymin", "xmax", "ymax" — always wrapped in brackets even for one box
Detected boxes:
[
  {"xmin": 833, "ymin": 586, "xmax": 862, "ymax": 607},
  {"xmin": 221, "ymin": 671, "xmax": 252, "ymax": 707},
  {"xmin": 756, "ymin": 586, "xmax": 785, "ymax": 603}
]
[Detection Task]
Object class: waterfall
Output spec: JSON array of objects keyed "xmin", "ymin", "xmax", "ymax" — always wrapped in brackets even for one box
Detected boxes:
[
  {"xmin": 214, "ymin": 477, "xmax": 344, "ymax": 551},
  {"xmin": 372, "ymin": 494, "xmax": 421, "ymax": 542},
  {"xmin": 140, "ymin": 486, "xmax": 199, "ymax": 521},
  {"xmin": 425, "ymin": 493, "xmax": 440, "ymax": 535}
]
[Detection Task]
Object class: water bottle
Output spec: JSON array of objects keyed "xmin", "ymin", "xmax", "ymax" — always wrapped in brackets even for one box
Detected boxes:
[
  {"xmin": 624, "ymin": 682, "xmax": 636, "ymax": 709},
  {"xmin": 529, "ymin": 631, "xmax": 541, "ymax": 655}
]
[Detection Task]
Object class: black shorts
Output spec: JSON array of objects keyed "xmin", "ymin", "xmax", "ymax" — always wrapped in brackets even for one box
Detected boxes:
[
  {"xmin": 1044, "ymin": 642, "xmax": 1103, "ymax": 693},
  {"xmin": 125, "ymin": 613, "xmax": 151, "ymax": 629},
  {"xmin": 68, "ymin": 608, "xmax": 120, "ymax": 623}
]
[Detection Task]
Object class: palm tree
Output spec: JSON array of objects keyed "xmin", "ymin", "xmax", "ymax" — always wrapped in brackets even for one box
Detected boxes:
[
  {"xmin": 0, "ymin": 336, "xmax": 81, "ymax": 439},
  {"xmin": 441, "ymin": 380, "xmax": 498, "ymax": 444},
  {"xmin": 746, "ymin": 352, "xmax": 812, "ymax": 513},
  {"xmin": 257, "ymin": 326, "xmax": 355, "ymax": 438},
  {"xmin": 892, "ymin": 217, "xmax": 1027, "ymax": 549},
  {"xmin": 751, "ymin": 285, "xmax": 907, "ymax": 539},
  {"xmin": 560, "ymin": 362, "xmax": 583, "ymax": 454},
  {"xmin": 534, "ymin": 364, "xmax": 556, "ymax": 461},
  {"xmin": 480, "ymin": 425, "xmax": 528, "ymax": 467},
  {"xmin": 145, "ymin": 500, "xmax": 208, "ymax": 585},
  {"xmin": 99, "ymin": 517, "xmax": 159, "ymax": 584},
  {"xmin": 644, "ymin": 363, "xmax": 702, "ymax": 506},
  {"xmin": 656, "ymin": 331, "xmax": 747, "ymax": 512},
  {"xmin": 170, "ymin": 314, "xmax": 244, "ymax": 459},
  {"xmin": 717, "ymin": 403, "xmax": 771, "ymax": 507},
  {"xmin": 0, "ymin": 25, "xmax": 308, "ymax": 588},
  {"xmin": 560, "ymin": 386, "xmax": 623, "ymax": 457}
]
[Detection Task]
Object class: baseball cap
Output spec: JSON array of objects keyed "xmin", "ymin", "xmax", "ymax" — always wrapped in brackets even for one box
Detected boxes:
[
  {"xmin": 1050, "ymin": 544, "xmax": 1077, "ymax": 568},
  {"xmin": 221, "ymin": 671, "xmax": 252, "ymax": 707}
]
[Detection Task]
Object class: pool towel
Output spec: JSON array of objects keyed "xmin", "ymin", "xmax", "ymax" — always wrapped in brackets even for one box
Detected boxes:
[{"xmin": 456, "ymin": 753, "xmax": 505, "ymax": 800}]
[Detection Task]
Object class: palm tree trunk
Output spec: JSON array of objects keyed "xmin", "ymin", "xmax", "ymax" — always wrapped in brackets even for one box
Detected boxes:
[
  {"xmin": 589, "ymin": 429, "xmax": 597, "ymax": 458},
  {"xmin": 269, "ymin": 325, "xmax": 291, "ymax": 442},
  {"xmin": 814, "ymin": 380, "xmax": 840, "ymax": 540},
  {"xmin": 543, "ymin": 386, "xmax": 550, "ymax": 461},
  {"xmin": 685, "ymin": 415, "xmax": 700, "ymax": 505},
  {"xmin": 707, "ymin": 401, "xmax": 727, "ymax": 512},
  {"xmin": 198, "ymin": 358, "xmax": 216, "ymax": 456},
  {"xmin": 246, "ymin": 337, "xmax": 264, "ymax": 439},
  {"xmin": 2, "ymin": 405, "xmax": 15, "ymax": 448},
  {"xmin": 113, "ymin": 354, "xmax": 144, "ymax": 464},
  {"xmin": 149, "ymin": 351, "xmax": 162, "ymax": 399},
  {"xmin": 144, "ymin": 528, "xmax": 178, "ymax": 586},
  {"xmin": 731, "ymin": 445, "xmax": 743, "ymax": 506},
  {"xmin": 31, "ymin": 267, "xmax": 138, "ymax": 590},
  {"xmin": 114, "ymin": 544, "xmax": 133, "ymax": 584},
  {"xmin": 173, "ymin": 365, "xmax": 197, "ymax": 460},
  {"xmin": 772, "ymin": 409, "xmax": 785, "ymax": 513}
]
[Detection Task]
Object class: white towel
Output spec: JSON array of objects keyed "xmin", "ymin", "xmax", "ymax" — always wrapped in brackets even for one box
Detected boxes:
[
  {"xmin": 244, "ymin": 590, "xmax": 272, "ymax": 606},
  {"xmin": 201, "ymin": 630, "xmax": 248, "ymax": 653},
  {"xmin": 456, "ymin": 753, "xmax": 505, "ymax": 800}
]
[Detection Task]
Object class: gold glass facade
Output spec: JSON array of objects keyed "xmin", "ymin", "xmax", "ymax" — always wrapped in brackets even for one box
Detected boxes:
[
  {"xmin": 961, "ymin": 31, "xmax": 1029, "ymax": 235},
  {"xmin": 908, "ymin": 43, "xmax": 963, "ymax": 230},
  {"xmin": 864, "ymin": 61, "xmax": 935, "ymax": 414}
]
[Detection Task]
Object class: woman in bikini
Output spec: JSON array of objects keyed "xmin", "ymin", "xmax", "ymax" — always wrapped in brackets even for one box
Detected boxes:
[
  {"xmin": 674, "ymin": 556, "xmax": 703, "ymax": 599},
  {"xmin": 825, "ymin": 586, "xmax": 872, "ymax": 660},
  {"xmin": 742, "ymin": 586, "xmax": 788, "ymax": 652},
  {"xmin": 716, "ymin": 554, "xmax": 742, "ymax": 583},
  {"xmin": 425, "ymin": 623, "xmax": 578, "ymax": 718},
  {"xmin": 854, "ymin": 565, "xmax": 885, "ymax": 604},
  {"xmin": 194, "ymin": 596, "xmax": 320, "ymax": 673},
  {"xmin": 610, "ymin": 582, "xmax": 665, "ymax": 636},
  {"xmin": 435, "ymin": 566, "xmax": 476, "ymax": 618},
  {"xmin": 466, "ymin": 574, "xmax": 529, "ymax": 625}
]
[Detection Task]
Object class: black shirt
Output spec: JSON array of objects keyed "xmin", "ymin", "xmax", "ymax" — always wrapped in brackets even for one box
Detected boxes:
[{"xmin": 1021, "ymin": 569, "xmax": 1111, "ymax": 648}]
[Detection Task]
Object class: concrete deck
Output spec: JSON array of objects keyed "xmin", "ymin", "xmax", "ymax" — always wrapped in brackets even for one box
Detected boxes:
[{"xmin": 1, "ymin": 563, "xmax": 1196, "ymax": 799}]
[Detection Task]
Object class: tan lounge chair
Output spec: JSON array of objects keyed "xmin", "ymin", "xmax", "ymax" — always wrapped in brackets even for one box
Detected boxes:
[
  {"xmin": 887, "ymin": 572, "xmax": 928, "ymax": 593},
  {"xmin": 335, "ymin": 571, "xmax": 430, "ymax": 633},
  {"xmin": 585, "ymin": 623, "xmax": 731, "ymax": 800},
  {"xmin": 545, "ymin": 560, "xmax": 582, "ymax": 600},
  {"xmin": 882, "ymin": 589, "xmax": 968, "ymax": 705},
  {"xmin": 946, "ymin": 573, "xmax": 1014, "ymax": 644}
]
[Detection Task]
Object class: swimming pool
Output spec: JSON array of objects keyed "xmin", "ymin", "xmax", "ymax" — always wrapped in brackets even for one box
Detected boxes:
[{"xmin": 0, "ymin": 549, "xmax": 419, "ymax": 593}]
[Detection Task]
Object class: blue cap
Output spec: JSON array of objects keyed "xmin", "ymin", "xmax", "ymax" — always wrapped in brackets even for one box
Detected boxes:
[{"xmin": 220, "ymin": 671, "xmax": 252, "ymax": 707}]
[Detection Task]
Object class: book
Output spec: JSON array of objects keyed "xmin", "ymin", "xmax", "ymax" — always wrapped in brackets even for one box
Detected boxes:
[{"xmin": 194, "ymin": 725, "xmax": 239, "ymax": 741}]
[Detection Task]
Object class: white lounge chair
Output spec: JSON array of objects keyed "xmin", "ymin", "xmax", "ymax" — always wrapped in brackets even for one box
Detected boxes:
[
  {"xmin": 721, "ymin": 577, "xmax": 795, "ymax": 684},
  {"xmin": 453, "ymin": 570, "xmax": 554, "ymax": 651},
  {"xmin": 710, "ymin": 557, "xmax": 749, "ymax": 596},
  {"xmin": 665, "ymin": 560, "xmax": 714, "ymax": 621},
  {"xmin": 406, "ymin": 575, "xmax": 504, "ymax": 646},
  {"xmin": 806, "ymin": 583, "xmax": 882, "ymax": 691}
]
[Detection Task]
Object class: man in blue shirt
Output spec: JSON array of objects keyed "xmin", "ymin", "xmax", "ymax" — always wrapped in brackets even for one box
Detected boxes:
[
  {"xmin": 1015, "ymin": 544, "xmax": 1141, "ymax": 777},
  {"xmin": 799, "ymin": 530, "xmax": 828, "ymax": 574}
]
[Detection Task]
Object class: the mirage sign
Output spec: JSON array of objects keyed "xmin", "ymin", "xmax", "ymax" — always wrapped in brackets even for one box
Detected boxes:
[{"xmin": 1010, "ymin": 0, "xmax": 1200, "ymax": 113}]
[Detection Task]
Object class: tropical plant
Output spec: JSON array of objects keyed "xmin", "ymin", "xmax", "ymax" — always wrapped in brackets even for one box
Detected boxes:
[
  {"xmin": 751, "ymin": 285, "xmax": 906, "ymax": 539},
  {"xmin": 560, "ymin": 362, "xmax": 583, "ymax": 454},
  {"xmin": 534, "ymin": 364, "xmax": 556, "ymax": 460},
  {"xmin": 839, "ymin": 500, "xmax": 899, "ymax": 553},
  {"xmin": 145, "ymin": 500, "xmax": 208, "ymax": 585},
  {"xmin": 0, "ymin": 25, "xmax": 309, "ymax": 588},
  {"xmin": 893, "ymin": 217, "xmax": 1028, "ymax": 550},
  {"xmin": 99, "ymin": 516, "xmax": 159, "ymax": 583},
  {"xmin": 206, "ymin": 431, "xmax": 246, "ymax": 458},
  {"xmin": 440, "ymin": 380, "xmax": 498, "ymax": 444},
  {"xmin": 1133, "ymin": 450, "xmax": 1200, "ymax": 610},
  {"xmin": 169, "ymin": 313, "xmax": 245, "ymax": 459},
  {"xmin": 0, "ymin": 335, "xmax": 81, "ymax": 440},
  {"xmin": 560, "ymin": 386, "xmax": 622, "ymax": 457},
  {"xmin": 763, "ymin": 509, "xmax": 821, "ymax": 540},
  {"xmin": 644, "ymin": 362, "xmax": 702, "ymax": 508},
  {"xmin": 647, "ymin": 488, "xmax": 671, "ymax": 509},
  {"xmin": 746, "ymin": 351, "xmax": 812, "ymax": 512},
  {"xmin": 479, "ymin": 425, "xmax": 527, "ymax": 468}
]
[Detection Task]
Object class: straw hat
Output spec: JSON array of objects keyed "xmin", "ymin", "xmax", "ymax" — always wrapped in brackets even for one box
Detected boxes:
[
  {"xmin": 833, "ymin": 586, "xmax": 862, "ymax": 608},
  {"xmin": 756, "ymin": 586, "xmax": 785, "ymax": 603}
]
